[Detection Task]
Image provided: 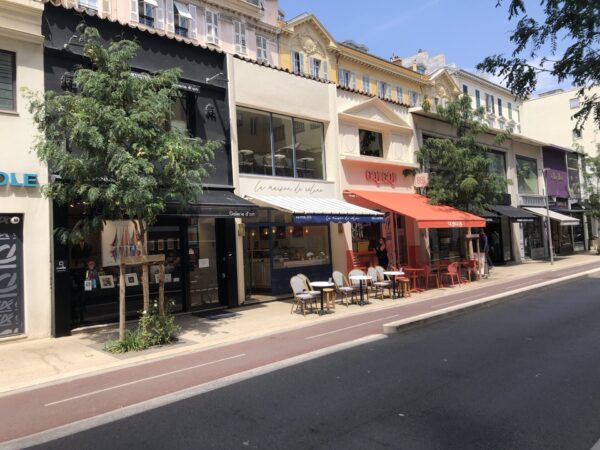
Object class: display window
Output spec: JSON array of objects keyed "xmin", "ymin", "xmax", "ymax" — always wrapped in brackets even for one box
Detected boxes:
[{"xmin": 429, "ymin": 228, "xmax": 466, "ymax": 262}]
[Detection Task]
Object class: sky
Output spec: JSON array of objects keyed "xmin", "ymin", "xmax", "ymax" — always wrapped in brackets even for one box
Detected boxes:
[{"xmin": 278, "ymin": 0, "xmax": 573, "ymax": 95}]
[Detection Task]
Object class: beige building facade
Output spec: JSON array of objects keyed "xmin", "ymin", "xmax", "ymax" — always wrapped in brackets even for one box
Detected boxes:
[{"xmin": 0, "ymin": 0, "xmax": 52, "ymax": 340}]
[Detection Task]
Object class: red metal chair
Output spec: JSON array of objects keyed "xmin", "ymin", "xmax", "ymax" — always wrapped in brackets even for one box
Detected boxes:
[
  {"xmin": 423, "ymin": 265, "xmax": 440, "ymax": 289},
  {"xmin": 441, "ymin": 262, "xmax": 461, "ymax": 287}
]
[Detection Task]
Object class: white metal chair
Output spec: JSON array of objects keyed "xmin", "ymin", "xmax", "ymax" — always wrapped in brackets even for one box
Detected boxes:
[
  {"xmin": 375, "ymin": 265, "xmax": 393, "ymax": 297},
  {"xmin": 332, "ymin": 270, "xmax": 357, "ymax": 306},
  {"xmin": 348, "ymin": 268, "xmax": 368, "ymax": 300},
  {"xmin": 290, "ymin": 276, "xmax": 317, "ymax": 316},
  {"xmin": 368, "ymin": 267, "xmax": 390, "ymax": 300},
  {"xmin": 297, "ymin": 273, "xmax": 320, "ymax": 297}
]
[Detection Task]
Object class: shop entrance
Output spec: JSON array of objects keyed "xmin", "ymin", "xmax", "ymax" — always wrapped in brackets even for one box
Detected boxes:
[{"xmin": 485, "ymin": 218, "xmax": 512, "ymax": 265}]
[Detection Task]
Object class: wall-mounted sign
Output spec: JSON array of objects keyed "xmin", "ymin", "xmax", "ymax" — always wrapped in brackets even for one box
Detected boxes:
[
  {"xmin": 0, "ymin": 172, "xmax": 38, "ymax": 188},
  {"xmin": 293, "ymin": 214, "xmax": 384, "ymax": 224},
  {"xmin": 414, "ymin": 173, "xmax": 429, "ymax": 188},
  {"xmin": 365, "ymin": 170, "xmax": 397, "ymax": 187},
  {"xmin": 239, "ymin": 177, "xmax": 335, "ymax": 198}
]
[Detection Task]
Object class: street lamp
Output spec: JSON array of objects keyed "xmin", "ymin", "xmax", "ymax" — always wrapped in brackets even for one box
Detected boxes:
[{"xmin": 541, "ymin": 169, "xmax": 555, "ymax": 265}]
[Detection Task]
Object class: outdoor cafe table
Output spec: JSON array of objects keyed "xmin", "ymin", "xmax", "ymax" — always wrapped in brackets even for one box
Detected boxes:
[
  {"xmin": 403, "ymin": 268, "xmax": 425, "ymax": 293},
  {"xmin": 349, "ymin": 275, "xmax": 372, "ymax": 306},
  {"xmin": 309, "ymin": 281, "xmax": 335, "ymax": 315},
  {"xmin": 383, "ymin": 271, "xmax": 404, "ymax": 299}
]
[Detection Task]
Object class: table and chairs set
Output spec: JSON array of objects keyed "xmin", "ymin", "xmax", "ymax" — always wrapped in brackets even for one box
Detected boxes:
[{"xmin": 290, "ymin": 258, "xmax": 483, "ymax": 316}]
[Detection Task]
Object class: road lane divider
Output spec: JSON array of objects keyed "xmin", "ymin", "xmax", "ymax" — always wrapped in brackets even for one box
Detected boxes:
[
  {"xmin": 304, "ymin": 314, "xmax": 401, "ymax": 340},
  {"xmin": 44, "ymin": 353, "xmax": 247, "ymax": 407}
]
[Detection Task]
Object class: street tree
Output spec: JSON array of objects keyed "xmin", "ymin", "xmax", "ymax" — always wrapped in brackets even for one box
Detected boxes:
[
  {"xmin": 27, "ymin": 25, "xmax": 219, "ymax": 338},
  {"xmin": 477, "ymin": 0, "xmax": 600, "ymax": 132},
  {"xmin": 416, "ymin": 95, "xmax": 509, "ymax": 215}
]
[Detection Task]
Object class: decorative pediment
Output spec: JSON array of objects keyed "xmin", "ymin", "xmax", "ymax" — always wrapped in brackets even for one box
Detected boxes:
[
  {"xmin": 285, "ymin": 13, "xmax": 338, "ymax": 50},
  {"xmin": 339, "ymin": 97, "xmax": 413, "ymax": 134},
  {"xmin": 293, "ymin": 33, "xmax": 327, "ymax": 59},
  {"xmin": 430, "ymin": 69, "xmax": 461, "ymax": 100}
]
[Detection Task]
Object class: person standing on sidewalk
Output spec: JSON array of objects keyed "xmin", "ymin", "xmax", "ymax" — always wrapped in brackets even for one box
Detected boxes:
[
  {"xmin": 375, "ymin": 237, "xmax": 389, "ymax": 269},
  {"xmin": 479, "ymin": 230, "xmax": 493, "ymax": 276}
]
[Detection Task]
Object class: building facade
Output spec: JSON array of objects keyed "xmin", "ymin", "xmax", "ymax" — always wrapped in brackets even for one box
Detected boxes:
[
  {"xmin": 0, "ymin": 0, "xmax": 51, "ymax": 340},
  {"xmin": 51, "ymin": 0, "xmax": 281, "ymax": 65}
]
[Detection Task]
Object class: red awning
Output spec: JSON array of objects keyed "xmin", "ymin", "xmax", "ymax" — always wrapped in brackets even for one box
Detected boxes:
[{"xmin": 345, "ymin": 190, "xmax": 486, "ymax": 229}]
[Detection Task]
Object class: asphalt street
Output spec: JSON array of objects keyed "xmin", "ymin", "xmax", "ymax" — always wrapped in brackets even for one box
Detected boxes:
[{"xmin": 31, "ymin": 274, "xmax": 600, "ymax": 450}]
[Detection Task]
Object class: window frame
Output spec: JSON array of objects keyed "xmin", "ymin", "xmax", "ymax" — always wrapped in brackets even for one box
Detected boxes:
[
  {"xmin": 0, "ymin": 49, "xmax": 16, "ymax": 112},
  {"xmin": 233, "ymin": 20, "xmax": 247, "ymax": 54},
  {"xmin": 396, "ymin": 86, "xmax": 403, "ymax": 103},
  {"xmin": 138, "ymin": 0, "xmax": 156, "ymax": 27},
  {"xmin": 205, "ymin": 9, "xmax": 219, "ymax": 44},
  {"xmin": 237, "ymin": 106, "xmax": 326, "ymax": 180},
  {"xmin": 362, "ymin": 75, "xmax": 370, "ymax": 94},
  {"xmin": 497, "ymin": 98, "xmax": 503, "ymax": 116},
  {"xmin": 358, "ymin": 128, "xmax": 385, "ymax": 158},
  {"xmin": 256, "ymin": 35, "xmax": 268, "ymax": 62},
  {"xmin": 515, "ymin": 155, "xmax": 540, "ymax": 195},
  {"xmin": 508, "ymin": 102, "xmax": 513, "ymax": 120},
  {"xmin": 475, "ymin": 89, "xmax": 481, "ymax": 108}
]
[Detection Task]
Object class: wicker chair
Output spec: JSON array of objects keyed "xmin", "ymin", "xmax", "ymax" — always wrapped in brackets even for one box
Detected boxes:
[
  {"xmin": 332, "ymin": 270, "xmax": 357, "ymax": 306},
  {"xmin": 290, "ymin": 276, "xmax": 317, "ymax": 316}
]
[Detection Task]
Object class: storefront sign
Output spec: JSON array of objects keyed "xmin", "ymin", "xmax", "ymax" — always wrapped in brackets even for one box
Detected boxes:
[
  {"xmin": 240, "ymin": 176, "xmax": 335, "ymax": 198},
  {"xmin": 414, "ymin": 173, "xmax": 429, "ymax": 188},
  {"xmin": 365, "ymin": 170, "xmax": 397, "ymax": 187},
  {"xmin": 132, "ymin": 72, "xmax": 200, "ymax": 93},
  {"xmin": 293, "ymin": 214, "xmax": 384, "ymax": 224},
  {"xmin": 447, "ymin": 221, "xmax": 464, "ymax": 228},
  {"xmin": 0, "ymin": 172, "xmax": 38, "ymax": 188},
  {"xmin": 228, "ymin": 210, "xmax": 256, "ymax": 218}
]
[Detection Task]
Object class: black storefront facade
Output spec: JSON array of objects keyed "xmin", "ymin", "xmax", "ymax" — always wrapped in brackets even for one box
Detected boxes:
[{"xmin": 45, "ymin": 5, "xmax": 254, "ymax": 336}]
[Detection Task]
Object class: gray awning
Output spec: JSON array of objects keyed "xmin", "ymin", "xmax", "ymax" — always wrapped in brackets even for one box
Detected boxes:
[
  {"xmin": 488, "ymin": 205, "xmax": 538, "ymax": 222},
  {"xmin": 523, "ymin": 207, "xmax": 580, "ymax": 226}
]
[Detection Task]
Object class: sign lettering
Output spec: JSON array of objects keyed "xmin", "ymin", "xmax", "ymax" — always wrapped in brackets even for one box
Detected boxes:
[
  {"xmin": 253, "ymin": 180, "xmax": 325, "ymax": 196},
  {"xmin": 365, "ymin": 170, "xmax": 397, "ymax": 187},
  {"xmin": 414, "ymin": 173, "xmax": 429, "ymax": 188},
  {"xmin": 0, "ymin": 172, "xmax": 38, "ymax": 188},
  {"xmin": 447, "ymin": 221, "xmax": 464, "ymax": 227}
]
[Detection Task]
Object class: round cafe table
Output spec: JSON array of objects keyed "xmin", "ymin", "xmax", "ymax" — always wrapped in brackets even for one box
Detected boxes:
[
  {"xmin": 403, "ymin": 268, "xmax": 425, "ymax": 292},
  {"xmin": 349, "ymin": 275, "xmax": 372, "ymax": 306},
  {"xmin": 383, "ymin": 271, "xmax": 404, "ymax": 299},
  {"xmin": 310, "ymin": 281, "xmax": 335, "ymax": 315}
]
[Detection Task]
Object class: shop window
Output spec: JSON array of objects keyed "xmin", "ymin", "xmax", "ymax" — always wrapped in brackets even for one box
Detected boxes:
[
  {"xmin": 237, "ymin": 107, "xmax": 325, "ymax": 180},
  {"xmin": 294, "ymin": 118, "xmax": 325, "ymax": 179},
  {"xmin": 171, "ymin": 94, "xmax": 188, "ymax": 132},
  {"xmin": 429, "ymin": 228, "xmax": 465, "ymax": 262},
  {"xmin": 516, "ymin": 156, "xmax": 539, "ymax": 194},
  {"xmin": 272, "ymin": 114, "xmax": 294, "ymax": 177},
  {"xmin": 359, "ymin": 129, "xmax": 384, "ymax": 158},
  {"xmin": 272, "ymin": 222, "xmax": 331, "ymax": 269},
  {"xmin": 0, "ymin": 50, "xmax": 16, "ymax": 111},
  {"xmin": 523, "ymin": 219, "xmax": 544, "ymax": 258}
]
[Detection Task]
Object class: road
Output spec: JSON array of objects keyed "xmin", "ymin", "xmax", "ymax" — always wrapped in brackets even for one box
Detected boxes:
[{"xmin": 24, "ymin": 274, "xmax": 600, "ymax": 449}]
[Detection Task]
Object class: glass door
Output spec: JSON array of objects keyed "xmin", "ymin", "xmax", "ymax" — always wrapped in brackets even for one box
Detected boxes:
[{"xmin": 187, "ymin": 218, "xmax": 220, "ymax": 309}]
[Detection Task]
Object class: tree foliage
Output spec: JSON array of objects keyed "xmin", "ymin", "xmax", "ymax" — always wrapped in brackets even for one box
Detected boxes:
[
  {"xmin": 477, "ymin": 0, "xmax": 600, "ymax": 131},
  {"xmin": 27, "ymin": 25, "xmax": 219, "ymax": 248},
  {"xmin": 416, "ymin": 95, "xmax": 509, "ymax": 214},
  {"xmin": 583, "ymin": 147, "xmax": 600, "ymax": 220}
]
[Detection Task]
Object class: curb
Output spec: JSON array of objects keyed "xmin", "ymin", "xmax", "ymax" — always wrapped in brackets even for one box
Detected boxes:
[{"xmin": 382, "ymin": 268, "xmax": 600, "ymax": 335}]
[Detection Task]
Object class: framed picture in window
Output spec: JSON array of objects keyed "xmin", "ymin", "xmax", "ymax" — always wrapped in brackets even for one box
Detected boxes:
[
  {"xmin": 99, "ymin": 275, "xmax": 115, "ymax": 289},
  {"xmin": 125, "ymin": 273, "xmax": 139, "ymax": 287}
]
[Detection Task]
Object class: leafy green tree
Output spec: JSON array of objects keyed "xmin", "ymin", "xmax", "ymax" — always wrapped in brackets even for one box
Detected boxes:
[
  {"xmin": 416, "ymin": 95, "xmax": 509, "ymax": 215},
  {"xmin": 583, "ymin": 147, "xmax": 600, "ymax": 221},
  {"xmin": 477, "ymin": 0, "xmax": 600, "ymax": 131},
  {"xmin": 27, "ymin": 25, "xmax": 219, "ymax": 337}
]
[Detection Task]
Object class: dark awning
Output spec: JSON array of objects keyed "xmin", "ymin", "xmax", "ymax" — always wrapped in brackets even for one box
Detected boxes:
[
  {"xmin": 480, "ymin": 210, "xmax": 500, "ymax": 223},
  {"xmin": 488, "ymin": 205, "xmax": 538, "ymax": 223},
  {"xmin": 165, "ymin": 189, "xmax": 257, "ymax": 218}
]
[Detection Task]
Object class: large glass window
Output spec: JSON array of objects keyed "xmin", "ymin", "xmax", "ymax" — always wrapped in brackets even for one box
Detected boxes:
[
  {"xmin": 488, "ymin": 151, "xmax": 507, "ymax": 185},
  {"xmin": 237, "ymin": 107, "xmax": 325, "ymax": 180},
  {"xmin": 359, "ymin": 129, "xmax": 384, "ymax": 158},
  {"xmin": 516, "ymin": 156, "xmax": 539, "ymax": 194},
  {"xmin": 272, "ymin": 114, "xmax": 294, "ymax": 177}
]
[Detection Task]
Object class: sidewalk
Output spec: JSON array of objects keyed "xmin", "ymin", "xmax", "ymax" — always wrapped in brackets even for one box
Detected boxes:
[{"xmin": 1, "ymin": 252, "xmax": 599, "ymax": 395}]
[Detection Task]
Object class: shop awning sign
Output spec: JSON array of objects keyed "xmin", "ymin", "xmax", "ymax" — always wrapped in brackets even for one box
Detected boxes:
[{"xmin": 293, "ymin": 214, "xmax": 385, "ymax": 224}]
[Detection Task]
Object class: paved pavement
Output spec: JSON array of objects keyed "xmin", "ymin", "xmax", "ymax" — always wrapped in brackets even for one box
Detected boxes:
[
  {"xmin": 25, "ymin": 272, "xmax": 600, "ymax": 449},
  {"xmin": 1, "ymin": 256, "xmax": 600, "ymax": 447},
  {"xmin": 1, "ymin": 253, "xmax": 599, "ymax": 396}
]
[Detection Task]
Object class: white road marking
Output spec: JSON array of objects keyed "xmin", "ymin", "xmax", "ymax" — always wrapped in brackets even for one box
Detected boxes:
[
  {"xmin": 5, "ymin": 335, "xmax": 386, "ymax": 450},
  {"xmin": 433, "ymin": 295, "xmax": 482, "ymax": 308},
  {"xmin": 305, "ymin": 314, "xmax": 400, "ymax": 340},
  {"xmin": 44, "ymin": 353, "xmax": 247, "ymax": 407}
]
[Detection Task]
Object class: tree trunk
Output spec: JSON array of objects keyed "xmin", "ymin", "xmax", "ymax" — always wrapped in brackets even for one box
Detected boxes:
[
  {"xmin": 158, "ymin": 262, "xmax": 165, "ymax": 315},
  {"xmin": 119, "ymin": 263, "xmax": 126, "ymax": 340},
  {"xmin": 142, "ymin": 263, "xmax": 150, "ymax": 312}
]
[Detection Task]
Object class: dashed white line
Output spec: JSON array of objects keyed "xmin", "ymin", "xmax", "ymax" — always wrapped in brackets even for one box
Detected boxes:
[{"xmin": 44, "ymin": 353, "xmax": 247, "ymax": 407}]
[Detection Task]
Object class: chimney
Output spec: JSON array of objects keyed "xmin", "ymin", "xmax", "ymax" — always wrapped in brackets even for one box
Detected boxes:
[
  {"xmin": 390, "ymin": 53, "xmax": 403, "ymax": 66},
  {"xmin": 411, "ymin": 62, "xmax": 417, "ymax": 72}
]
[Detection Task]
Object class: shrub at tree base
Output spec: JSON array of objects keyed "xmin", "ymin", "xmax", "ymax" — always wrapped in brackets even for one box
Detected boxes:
[{"xmin": 105, "ymin": 300, "xmax": 181, "ymax": 353}]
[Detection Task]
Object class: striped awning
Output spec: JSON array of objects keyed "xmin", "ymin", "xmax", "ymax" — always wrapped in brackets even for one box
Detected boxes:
[
  {"xmin": 245, "ymin": 195, "xmax": 384, "ymax": 223},
  {"xmin": 523, "ymin": 207, "xmax": 580, "ymax": 226}
]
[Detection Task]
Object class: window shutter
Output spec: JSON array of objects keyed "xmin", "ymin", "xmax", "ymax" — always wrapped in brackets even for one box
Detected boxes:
[
  {"xmin": 338, "ymin": 68, "xmax": 343, "ymax": 84},
  {"xmin": 290, "ymin": 49, "xmax": 295, "ymax": 72},
  {"xmin": 323, "ymin": 61, "xmax": 328, "ymax": 81},
  {"xmin": 241, "ymin": 23, "xmax": 247, "ymax": 53},
  {"xmin": 213, "ymin": 12, "xmax": 219, "ymax": 43},
  {"xmin": 188, "ymin": 4, "xmax": 197, "ymax": 39},
  {"xmin": 130, "ymin": 0, "xmax": 138, "ymax": 22},
  {"xmin": 308, "ymin": 57, "xmax": 314, "ymax": 76},
  {"xmin": 234, "ymin": 21, "xmax": 241, "ymax": 51},
  {"xmin": 156, "ymin": 0, "xmax": 165, "ymax": 29},
  {"xmin": 351, "ymin": 72, "xmax": 356, "ymax": 90},
  {"xmin": 101, "ymin": 0, "xmax": 110, "ymax": 17},
  {"xmin": 299, "ymin": 53, "xmax": 304, "ymax": 74},
  {"xmin": 165, "ymin": 0, "xmax": 174, "ymax": 32},
  {"xmin": 206, "ymin": 10, "xmax": 213, "ymax": 43}
]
